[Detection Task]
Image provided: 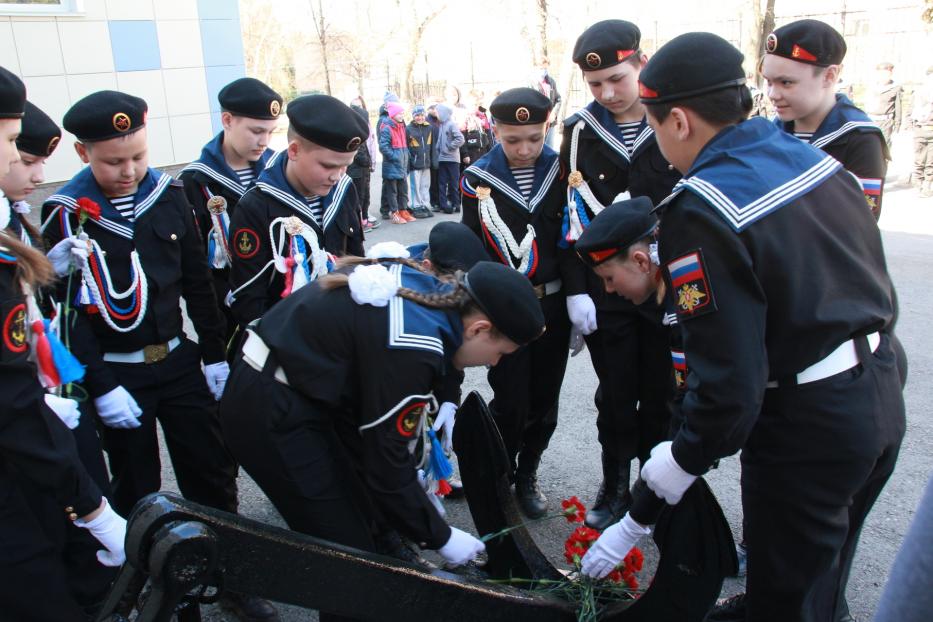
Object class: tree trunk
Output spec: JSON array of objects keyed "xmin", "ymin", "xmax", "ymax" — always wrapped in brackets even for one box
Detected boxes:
[
  {"xmin": 310, "ymin": 0, "xmax": 333, "ymax": 95},
  {"xmin": 757, "ymin": 0, "xmax": 777, "ymax": 69},
  {"xmin": 401, "ymin": 5, "xmax": 446, "ymax": 102},
  {"xmin": 535, "ymin": 0, "xmax": 549, "ymax": 63}
]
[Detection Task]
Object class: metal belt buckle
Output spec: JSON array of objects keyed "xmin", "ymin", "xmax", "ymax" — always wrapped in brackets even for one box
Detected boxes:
[
  {"xmin": 143, "ymin": 343, "xmax": 169, "ymax": 364},
  {"xmin": 533, "ymin": 284, "xmax": 545, "ymax": 299}
]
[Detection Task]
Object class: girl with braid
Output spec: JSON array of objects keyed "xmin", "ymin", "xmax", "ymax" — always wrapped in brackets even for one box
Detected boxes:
[{"xmin": 219, "ymin": 259, "xmax": 544, "ymax": 613}]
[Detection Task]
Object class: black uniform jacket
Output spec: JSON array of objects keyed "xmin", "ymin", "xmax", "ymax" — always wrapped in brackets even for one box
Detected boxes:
[
  {"xmin": 255, "ymin": 263, "xmax": 462, "ymax": 549},
  {"xmin": 460, "ymin": 144, "xmax": 575, "ymax": 288},
  {"xmin": 658, "ymin": 119, "xmax": 896, "ymax": 476},
  {"xmin": 777, "ymin": 94, "xmax": 889, "ymax": 218},
  {"xmin": 41, "ymin": 168, "xmax": 226, "ymax": 396},
  {"xmin": 227, "ymin": 151, "xmax": 364, "ymax": 327},
  {"xmin": 560, "ymin": 101, "xmax": 680, "ymax": 306},
  {"xmin": 0, "ymin": 254, "xmax": 101, "ymax": 522}
]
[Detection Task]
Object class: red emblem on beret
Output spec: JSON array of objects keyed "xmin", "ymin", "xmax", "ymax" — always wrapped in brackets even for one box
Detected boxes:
[
  {"xmin": 587, "ymin": 248, "xmax": 619, "ymax": 264},
  {"xmin": 638, "ymin": 82, "xmax": 659, "ymax": 99},
  {"xmin": 617, "ymin": 49, "xmax": 636, "ymax": 61},
  {"xmin": 791, "ymin": 44, "xmax": 817, "ymax": 62}
]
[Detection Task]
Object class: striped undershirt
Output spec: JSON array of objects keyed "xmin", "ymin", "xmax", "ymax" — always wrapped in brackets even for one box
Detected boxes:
[
  {"xmin": 617, "ymin": 121, "xmax": 641, "ymax": 153},
  {"xmin": 235, "ymin": 167, "xmax": 255, "ymax": 188},
  {"xmin": 510, "ymin": 167, "xmax": 535, "ymax": 199},
  {"xmin": 305, "ymin": 195, "xmax": 323, "ymax": 225},
  {"xmin": 794, "ymin": 132, "xmax": 814, "ymax": 143},
  {"xmin": 110, "ymin": 195, "xmax": 135, "ymax": 222}
]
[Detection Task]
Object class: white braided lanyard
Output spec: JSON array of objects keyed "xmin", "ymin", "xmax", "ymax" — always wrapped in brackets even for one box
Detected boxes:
[
  {"xmin": 80, "ymin": 238, "xmax": 149, "ymax": 333},
  {"xmin": 566, "ymin": 119, "xmax": 610, "ymax": 241},
  {"xmin": 477, "ymin": 188, "xmax": 537, "ymax": 275}
]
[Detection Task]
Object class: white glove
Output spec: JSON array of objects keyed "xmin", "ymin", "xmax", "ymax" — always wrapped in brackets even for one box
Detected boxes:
[
  {"xmin": 566, "ymin": 294, "xmax": 597, "ymax": 336},
  {"xmin": 93, "ymin": 386, "xmax": 142, "ymax": 429},
  {"xmin": 46, "ymin": 234, "xmax": 88, "ymax": 277},
  {"xmin": 569, "ymin": 327, "xmax": 586, "ymax": 357},
  {"xmin": 204, "ymin": 361, "xmax": 230, "ymax": 401},
  {"xmin": 432, "ymin": 401, "xmax": 457, "ymax": 453},
  {"xmin": 641, "ymin": 440, "xmax": 697, "ymax": 505},
  {"xmin": 76, "ymin": 498, "xmax": 127, "ymax": 567},
  {"xmin": 44, "ymin": 394, "xmax": 81, "ymax": 430},
  {"xmin": 581, "ymin": 513, "xmax": 652, "ymax": 579},
  {"xmin": 437, "ymin": 526, "xmax": 485, "ymax": 567}
]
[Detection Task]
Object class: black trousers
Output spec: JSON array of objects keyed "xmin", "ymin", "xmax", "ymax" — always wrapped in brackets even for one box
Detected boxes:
[
  {"xmin": 429, "ymin": 166, "xmax": 439, "ymax": 207},
  {"xmin": 489, "ymin": 292, "xmax": 571, "ymax": 469},
  {"xmin": 220, "ymin": 363, "xmax": 374, "ymax": 552},
  {"xmin": 100, "ymin": 339, "xmax": 238, "ymax": 517},
  {"xmin": 350, "ymin": 172, "xmax": 371, "ymax": 220},
  {"xmin": 584, "ymin": 302, "xmax": 673, "ymax": 466},
  {"xmin": 0, "ymin": 465, "xmax": 114, "ymax": 622},
  {"xmin": 381, "ymin": 177, "xmax": 409, "ymax": 215},
  {"xmin": 741, "ymin": 334, "xmax": 905, "ymax": 622},
  {"xmin": 437, "ymin": 162, "xmax": 461, "ymax": 213}
]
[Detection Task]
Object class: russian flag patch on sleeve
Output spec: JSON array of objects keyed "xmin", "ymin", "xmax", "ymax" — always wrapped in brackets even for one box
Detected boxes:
[
  {"xmin": 859, "ymin": 177, "xmax": 882, "ymax": 213},
  {"xmin": 667, "ymin": 249, "xmax": 716, "ymax": 319}
]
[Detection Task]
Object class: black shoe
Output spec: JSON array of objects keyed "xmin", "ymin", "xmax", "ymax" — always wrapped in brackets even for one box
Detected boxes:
[
  {"xmin": 515, "ymin": 474, "xmax": 548, "ymax": 518},
  {"xmin": 442, "ymin": 209, "xmax": 454, "ymax": 215},
  {"xmin": 381, "ymin": 212, "xmax": 391, "ymax": 220},
  {"xmin": 704, "ymin": 593, "xmax": 746, "ymax": 622},
  {"xmin": 584, "ymin": 484, "xmax": 632, "ymax": 530},
  {"xmin": 453, "ymin": 205, "xmax": 461, "ymax": 213},
  {"xmin": 431, "ymin": 204, "xmax": 441, "ymax": 212},
  {"xmin": 219, "ymin": 592, "xmax": 280, "ymax": 622},
  {"xmin": 412, "ymin": 207, "xmax": 433, "ymax": 219}
]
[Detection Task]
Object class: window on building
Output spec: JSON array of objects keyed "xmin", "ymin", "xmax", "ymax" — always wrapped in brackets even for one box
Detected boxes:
[{"xmin": 0, "ymin": 0, "xmax": 83, "ymax": 16}]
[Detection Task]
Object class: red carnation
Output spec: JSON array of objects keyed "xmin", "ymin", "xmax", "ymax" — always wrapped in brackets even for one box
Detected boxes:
[
  {"xmin": 560, "ymin": 496, "xmax": 586, "ymax": 523},
  {"xmin": 607, "ymin": 568, "xmax": 623, "ymax": 584},
  {"xmin": 564, "ymin": 541, "xmax": 587, "ymax": 565},
  {"xmin": 624, "ymin": 547, "xmax": 644, "ymax": 572},
  {"xmin": 76, "ymin": 197, "xmax": 101, "ymax": 224}
]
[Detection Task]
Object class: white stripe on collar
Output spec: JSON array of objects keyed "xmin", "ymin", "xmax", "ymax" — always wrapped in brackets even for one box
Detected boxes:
[
  {"xmin": 387, "ymin": 263, "xmax": 445, "ymax": 355},
  {"xmin": 256, "ymin": 174, "xmax": 352, "ymax": 231},
  {"xmin": 466, "ymin": 158, "xmax": 559, "ymax": 214},
  {"xmin": 811, "ymin": 121, "xmax": 880, "ymax": 149},
  {"xmin": 576, "ymin": 108, "xmax": 630, "ymax": 162},
  {"xmin": 43, "ymin": 194, "xmax": 134, "ymax": 240},
  {"xmin": 676, "ymin": 155, "xmax": 840, "ymax": 231},
  {"xmin": 181, "ymin": 162, "xmax": 246, "ymax": 197}
]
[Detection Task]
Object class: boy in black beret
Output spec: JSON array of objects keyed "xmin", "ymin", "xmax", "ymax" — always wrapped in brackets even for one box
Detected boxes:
[
  {"xmin": 227, "ymin": 93, "xmax": 369, "ymax": 331},
  {"xmin": 178, "ymin": 77, "xmax": 283, "ymax": 345},
  {"xmin": 762, "ymin": 19, "xmax": 888, "ymax": 219},
  {"xmin": 460, "ymin": 87, "xmax": 574, "ymax": 518},
  {"xmin": 41, "ymin": 89, "xmax": 279, "ymax": 622},
  {"xmin": 560, "ymin": 19, "xmax": 680, "ymax": 530},
  {"xmin": 576, "ymin": 32, "xmax": 904, "ymax": 622}
]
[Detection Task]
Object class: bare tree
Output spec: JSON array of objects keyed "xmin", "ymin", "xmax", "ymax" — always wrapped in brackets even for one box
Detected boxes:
[
  {"xmin": 400, "ymin": 3, "xmax": 447, "ymax": 102},
  {"xmin": 533, "ymin": 0, "xmax": 550, "ymax": 65},
  {"xmin": 744, "ymin": 0, "xmax": 777, "ymax": 83},
  {"xmin": 241, "ymin": 0, "xmax": 297, "ymax": 98},
  {"xmin": 309, "ymin": 0, "xmax": 334, "ymax": 95}
]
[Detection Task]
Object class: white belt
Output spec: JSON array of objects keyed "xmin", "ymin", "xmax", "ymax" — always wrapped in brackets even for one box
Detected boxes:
[
  {"xmin": 242, "ymin": 330, "xmax": 290, "ymax": 386},
  {"xmin": 767, "ymin": 332, "xmax": 880, "ymax": 389},
  {"xmin": 102, "ymin": 337, "xmax": 181, "ymax": 364},
  {"xmin": 533, "ymin": 278, "xmax": 562, "ymax": 299}
]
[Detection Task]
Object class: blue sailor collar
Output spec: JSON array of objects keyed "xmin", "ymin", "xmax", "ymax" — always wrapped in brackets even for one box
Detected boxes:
[
  {"xmin": 254, "ymin": 150, "xmax": 353, "ymax": 231},
  {"xmin": 776, "ymin": 94, "xmax": 882, "ymax": 150},
  {"xmin": 406, "ymin": 242, "xmax": 428, "ymax": 262},
  {"xmin": 664, "ymin": 117, "xmax": 841, "ymax": 232},
  {"xmin": 43, "ymin": 167, "xmax": 173, "ymax": 240},
  {"xmin": 181, "ymin": 132, "xmax": 273, "ymax": 197},
  {"xmin": 569, "ymin": 101, "xmax": 655, "ymax": 162},
  {"xmin": 464, "ymin": 144, "xmax": 560, "ymax": 213},
  {"xmin": 387, "ymin": 263, "xmax": 463, "ymax": 357}
]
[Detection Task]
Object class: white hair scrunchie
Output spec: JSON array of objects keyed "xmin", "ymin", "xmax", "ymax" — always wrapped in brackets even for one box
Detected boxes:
[
  {"xmin": 366, "ymin": 241, "xmax": 410, "ymax": 260},
  {"xmin": 348, "ymin": 264, "xmax": 398, "ymax": 307}
]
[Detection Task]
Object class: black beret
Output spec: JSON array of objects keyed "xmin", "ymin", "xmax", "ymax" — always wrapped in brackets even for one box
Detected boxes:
[
  {"xmin": 286, "ymin": 94, "xmax": 370, "ymax": 152},
  {"xmin": 639, "ymin": 32, "xmax": 746, "ymax": 104},
  {"xmin": 575, "ymin": 197, "xmax": 657, "ymax": 267},
  {"xmin": 18, "ymin": 101, "xmax": 61, "ymax": 157},
  {"xmin": 573, "ymin": 20, "xmax": 641, "ymax": 71},
  {"xmin": 490, "ymin": 88, "xmax": 551, "ymax": 126},
  {"xmin": 463, "ymin": 262, "xmax": 545, "ymax": 346},
  {"xmin": 0, "ymin": 66, "xmax": 26, "ymax": 119},
  {"xmin": 64, "ymin": 90, "xmax": 147, "ymax": 142},
  {"xmin": 766, "ymin": 20, "xmax": 846, "ymax": 67},
  {"xmin": 218, "ymin": 77, "xmax": 283, "ymax": 120},
  {"xmin": 428, "ymin": 222, "xmax": 488, "ymax": 273}
]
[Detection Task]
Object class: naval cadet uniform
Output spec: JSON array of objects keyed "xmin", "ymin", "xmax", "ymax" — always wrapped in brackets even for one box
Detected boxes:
[
  {"xmin": 0, "ymin": 67, "xmax": 111, "ymax": 622},
  {"xmin": 638, "ymin": 34, "xmax": 905, "ymax": 622},
  {"xmin": 178, "ymin": 78, "xmax": 283, "ymax": 348},
  {"xmin": 227, "ymin": 94, "xmax": 368, "ymax": 329},
  {"xmin": 560, "ymin": 20, "xmax": 681, "ymax": 529},
  {"xmin": 41, "ymin": 91, "xmax": 238, "ymax": 518},
  {"xmin": 220, "ymin": 261, "xmax": 543, "ymax": 620},
  {"xmin": 460, "ymin": 88, "xmax": 573, "ymax": 517},
  {"xmin": 766, "ymin": 20, "xmax": 890, "ymax": 220}
]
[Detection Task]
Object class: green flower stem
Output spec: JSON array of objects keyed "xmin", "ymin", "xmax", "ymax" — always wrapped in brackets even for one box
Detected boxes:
[{"xmin": 479, "ymin": 511, "xmax": 573, "ymax": 542}]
